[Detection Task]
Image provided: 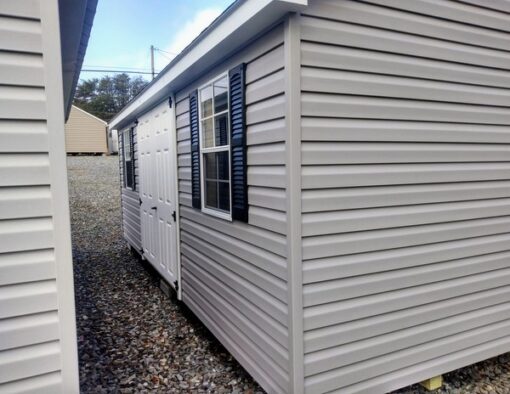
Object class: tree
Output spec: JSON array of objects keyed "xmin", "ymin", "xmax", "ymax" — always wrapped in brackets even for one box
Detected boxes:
[{"xmin": 73, "ymin": 73, "xmax": 148, "ymax": 122}]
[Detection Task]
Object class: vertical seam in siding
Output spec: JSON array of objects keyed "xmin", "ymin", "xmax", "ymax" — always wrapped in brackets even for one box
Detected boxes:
[{"xmin": 285, "ymin": 12, "xmax": 304, "ymax": 394}]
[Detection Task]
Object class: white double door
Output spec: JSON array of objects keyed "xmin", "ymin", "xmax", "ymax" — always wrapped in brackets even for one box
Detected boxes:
[{"xmin": 138, "ymin": 101, "xmax": 179, "ymax": 290}]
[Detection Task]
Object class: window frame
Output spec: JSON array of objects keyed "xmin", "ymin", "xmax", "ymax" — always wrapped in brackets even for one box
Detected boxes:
[
  {"xmin": 198, "ymin": 72, "xmax": 232, "ymax": 221},
  {"xmin": 123, "ymin": 128, "xmax": 135, "ymax": 190}
]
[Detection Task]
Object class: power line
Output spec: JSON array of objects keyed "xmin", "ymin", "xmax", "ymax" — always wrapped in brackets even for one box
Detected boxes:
[
  {"xmin": 156, "ymin": 51, "xmax": 173, "ymax": 61},
  {"xmin": 154, "ymin": 47, "xmax": 178, "ymax": 56},
  {"xmin": 150, "ymin": 45, "xmax": 155, "ymax": 80},
  {"xmin": 83, "ymin": 65, "xmax": 151, "ymax": 71},
  {"xmin": 81, "ymin": 69, "xmax": 158, "ymax": 75}
]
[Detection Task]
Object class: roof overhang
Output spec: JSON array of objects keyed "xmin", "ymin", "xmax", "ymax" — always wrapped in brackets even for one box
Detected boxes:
[
  {"xmin": 59, "ymin": 0, "xmax": 98, "ymax": 119},
  {"xmin": 109, "ymin": 0, "xmax": 307, "ymax": 131}
]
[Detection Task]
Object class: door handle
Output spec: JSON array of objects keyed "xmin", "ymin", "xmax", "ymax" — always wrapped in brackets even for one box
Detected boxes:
[{"xmin": 151, "ymin": 206, "xmax": 157, "ymax": 210}]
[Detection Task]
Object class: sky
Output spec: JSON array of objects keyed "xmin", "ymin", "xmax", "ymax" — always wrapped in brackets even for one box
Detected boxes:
[{"xmin": 80, "ymin": 0, "xmax": 234, "ymax": 82}]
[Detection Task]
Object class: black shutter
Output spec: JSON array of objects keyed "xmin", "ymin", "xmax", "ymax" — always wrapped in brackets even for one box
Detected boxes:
[
  {"xmin": 189, "ymin": 90, "xmax": 201, "ymax": 209},
  {"xmin": 229, "ymin": 63, "xmax": 248, "ymax": 222},
  {"xmin": 130, "ymin": 127, "xmax": 136, "ymax": 191}
]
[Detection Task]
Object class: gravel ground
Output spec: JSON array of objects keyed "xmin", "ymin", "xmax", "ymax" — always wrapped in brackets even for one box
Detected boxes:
[
  {"xmin": 68, "ymin": 155, "xmax": 262, "ymax": 393},
  {"xmin": 68, "ymin": 155, "xmax": 510, "ymax": 394}
]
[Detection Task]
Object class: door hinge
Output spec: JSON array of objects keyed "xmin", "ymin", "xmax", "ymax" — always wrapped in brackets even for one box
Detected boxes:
[
  {"xmin": 168, "ymin": 96, "xmax": 173, "ymax": 108},
  {"xmin": 174, "ymin": 280, "xmax": 179, "ymax": 292},
  {"xmin": 172, "ymin": 210, "xmax": 176, "ymax": 221},
  {"xmin": 139, "ymin": 197, "xmax": 142, "ymax": 205}
]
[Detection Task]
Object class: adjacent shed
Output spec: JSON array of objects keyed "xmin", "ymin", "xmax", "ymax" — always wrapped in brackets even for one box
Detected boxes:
[
  {"xmin": 65, "ymin": 105, "xmax": 108, "ymax": 154},
  {"xmin": 110, "ymin": 0, "xmax": 510, "ymax": 393},
  {"xmin": 0, "ymin": 0, "xmax": 96, "ymax": 392}
]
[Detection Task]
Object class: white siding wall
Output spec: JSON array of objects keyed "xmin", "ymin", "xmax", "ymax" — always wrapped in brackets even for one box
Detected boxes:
[
  {"xmin": 0, "ymin": 0, "xmax": 78, "ymax": 392},
  {"xmin": 300, "ymin": 1, "xmax": 510, "ymax": 393},
  {"xmin": 119, "ymin": 127, "xmax": 141, "ymax": 250},
  {"xmin": 176, "ymin": 25, "xmax": 290, "ymax": 393}
]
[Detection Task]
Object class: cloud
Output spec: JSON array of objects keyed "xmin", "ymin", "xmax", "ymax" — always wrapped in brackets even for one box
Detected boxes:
[
  {"xmin": 154, "ymin": 8, "xmax": 222, "ymax": 71},
  {"xmin": 80, "ymin": 7, "xmax": 224, "ymax": 81}
]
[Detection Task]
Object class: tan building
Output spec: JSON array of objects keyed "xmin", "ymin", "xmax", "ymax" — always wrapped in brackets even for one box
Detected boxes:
[{"xmin": 65, "ymin": 105, "xmax": 108, "ymax": 154}]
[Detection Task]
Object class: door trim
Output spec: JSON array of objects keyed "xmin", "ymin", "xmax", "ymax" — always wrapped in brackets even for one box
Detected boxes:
[{"xmin": 170, "ymin": 94, "xmax": 182, "ymax": 300}]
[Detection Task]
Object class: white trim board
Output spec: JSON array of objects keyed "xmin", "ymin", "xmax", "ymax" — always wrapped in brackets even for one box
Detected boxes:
[{"xmin": 40, "ymin": 0, "xmax": 80, "ymax": 391}]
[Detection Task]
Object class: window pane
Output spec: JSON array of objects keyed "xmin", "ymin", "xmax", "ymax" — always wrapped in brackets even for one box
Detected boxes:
[
  {"xmin": 205, "ymin": 181, "xmax": 218, "ymax": 209},
  {"xmin": 201, "ymin": 118, "xmax": 214, "ymax": 148},
  {"xmin": 124, "ymin": 131, "xmax": 131, "ymax": 160},
  {"xmin": 214, "ymin": 76, "xmax": 228, "ymax": 113},
  {"xmin": 215, "ymin": 113, "xmax": 229, "ymax": 146},
  {"xmin": 217, "ymin": 151, "xmax": 229, "ymax": 180},
  {"xmin": 200, "ymin": 85, "xmax": 213, "ymax": 118},
  {"xmin": 204, "ymin": 152, "xmax": 216, "ymax": 179},
  {"xmin": 125, "ymin": 160, "xmax": 133, "ymax": 189},
  {"xmin": 203, "ymin": 152, "xmax": 230, "ymax": 214},
  {"xmin": 218, "ymin": 181, "xmax": 230, "ymax": 211},
  {"xmin": 204, "ymin": 152, "xmax": 229, "ymax": 181}
]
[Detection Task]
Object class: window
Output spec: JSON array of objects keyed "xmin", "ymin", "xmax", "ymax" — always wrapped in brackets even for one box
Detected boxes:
[
  {"xmin": 198, "ymin": 74, "xmax": 231, "ymax": 219},
  {"xmin": 190, "ymin": 63, "xmax": 247, "ymax": 222},
  {"xmin": 123, "ymin": 128, "xmax": 135, "ymax": 190}
]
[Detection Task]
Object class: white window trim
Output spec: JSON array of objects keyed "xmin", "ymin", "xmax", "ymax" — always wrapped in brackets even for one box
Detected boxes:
[{"xmin": 198, "ymin": 72, "xmax": 232, "ymax": 221}]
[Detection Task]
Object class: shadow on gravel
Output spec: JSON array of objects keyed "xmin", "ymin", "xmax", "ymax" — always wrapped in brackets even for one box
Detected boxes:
[{"xmin": 68, "ymin": 156, "xmax": 263, "ymax": 393}]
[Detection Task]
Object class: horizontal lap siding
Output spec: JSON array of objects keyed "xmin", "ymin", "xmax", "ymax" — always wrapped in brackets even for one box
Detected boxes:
[
  {"xmin": 119, "ymin": 127, "xmax": 141, "ymax": 250},
  {"xmin": 176, "ymin": 25, "xmax": 290, "ymax": 394},
  {"xmin": 300, "ymin": 1, "xmax": 510, "ymax": 393},
  {"xmin": 0, "ymin": 1, "xmax": 67, "ymax": 390}
]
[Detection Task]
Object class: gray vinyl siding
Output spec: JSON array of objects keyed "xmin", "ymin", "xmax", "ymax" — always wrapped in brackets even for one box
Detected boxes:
[
  {"xmin": 119, "ymin": 127, "xmax": 141, "ymax": 250},
  {"xmin": 175, "ymin": 24, "xmax": 290, "ymax": 393},
  {"xmin": 0, "ymin": 0, "xmax": 77, "ymax": 391},
  {"xmin": 299, "ymin": 1, "xmax": 510, "ymax": 393}
]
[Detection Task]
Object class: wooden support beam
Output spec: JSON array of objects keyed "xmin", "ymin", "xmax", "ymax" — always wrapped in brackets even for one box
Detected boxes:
[{"xmin": 420, "ymin": 375, "xmax": 443, "ymax": 391}]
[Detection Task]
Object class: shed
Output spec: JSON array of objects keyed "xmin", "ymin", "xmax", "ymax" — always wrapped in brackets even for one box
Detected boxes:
[
  {"xmin": 109, "ymin": 128, "xmax": 119, "ymax": 155},
  {"xmin": 65, "ymin": 105, "xmax": 108, "ymax": 154},
  {"xmin": 0, "ymin": 0, "xmax": 96, "ymax": 392},
  {"xmin": 109, "ymin": 0, "xmax": 510, "ymax": 393}
]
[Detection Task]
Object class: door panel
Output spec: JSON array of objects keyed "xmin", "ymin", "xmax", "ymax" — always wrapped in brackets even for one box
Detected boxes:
[{"xmin": 138, "ymin": 101, "xmax": 179, "ymax": 288}]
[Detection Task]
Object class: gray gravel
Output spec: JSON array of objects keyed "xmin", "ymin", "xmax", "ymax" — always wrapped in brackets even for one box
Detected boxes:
[
  {"xmin": 68, "ymin": 155, "xmax": 262, "ymax": 393},
  {"xmin": 68, "ymin": 155, "xmax": 510, "ymax": 394}
]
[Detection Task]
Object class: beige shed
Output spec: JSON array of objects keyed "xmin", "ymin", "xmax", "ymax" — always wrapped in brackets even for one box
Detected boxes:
[{"xmin": 65, "ymin": 105, "xmax": 108, "ymax": 154}]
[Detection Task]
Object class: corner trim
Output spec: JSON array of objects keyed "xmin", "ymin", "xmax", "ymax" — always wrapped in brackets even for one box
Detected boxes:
[
  {"xmin": 40, "ymin": 0, "xmax": 80, "ymax": 392},
  {"xmin": 284, "ymin": 12, "xmax": 304, "ymax": 394}
]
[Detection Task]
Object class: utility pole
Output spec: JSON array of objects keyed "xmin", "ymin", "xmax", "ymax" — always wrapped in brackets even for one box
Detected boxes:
[{"xmin": 150, "ymin": 45, "xmax": 155, "ymax": 80}]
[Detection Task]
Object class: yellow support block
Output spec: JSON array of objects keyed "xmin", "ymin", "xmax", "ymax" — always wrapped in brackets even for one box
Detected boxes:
[{"xmin": 420, "ymin": 375, "xmax": 443, "ymax": 391}]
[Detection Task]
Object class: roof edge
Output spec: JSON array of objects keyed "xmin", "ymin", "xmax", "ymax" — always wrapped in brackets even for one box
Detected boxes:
[
  {"xmin": 70, "ymin": 105, "xmax": 108, "ymax": 125},
  {"xmin": 59, "ymin": 0, "xmax": 98, "ymax": 120}
]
